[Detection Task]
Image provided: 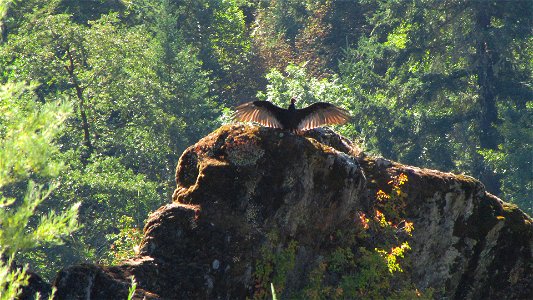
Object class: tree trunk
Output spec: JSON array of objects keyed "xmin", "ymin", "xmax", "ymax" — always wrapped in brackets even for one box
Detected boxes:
[
  {"xmin": 65, "ymin": 46, "xmax": 93, "ymax": 164},
  {"xmin": 473, "ymin": 4, "xmax": 501, "ymax": 195},
  {"xmin": 475, "ymin": 7, "xmax": 500, "ymax": 150}
]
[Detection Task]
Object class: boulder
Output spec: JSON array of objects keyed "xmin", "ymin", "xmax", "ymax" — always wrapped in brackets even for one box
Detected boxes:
[{"xmin": 50, "ymin": 125, "xmax": 532, "ymax": 299}]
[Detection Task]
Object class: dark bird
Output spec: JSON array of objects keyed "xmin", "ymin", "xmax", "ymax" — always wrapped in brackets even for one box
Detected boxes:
[{"xmin": 234, "ymin": 97, "xmax": 350, "ymax": 131}]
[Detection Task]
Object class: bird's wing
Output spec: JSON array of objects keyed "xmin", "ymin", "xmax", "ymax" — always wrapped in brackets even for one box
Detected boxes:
[
  {"xmin": 296, "ymin": 102, "xmax": 350, "ymax": 130},
  {"xmin": 233, "ymin": 101, "xmax": 284, "ymax": 129}
]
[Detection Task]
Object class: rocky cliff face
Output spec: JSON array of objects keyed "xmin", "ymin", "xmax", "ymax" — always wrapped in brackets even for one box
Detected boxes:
[{"xmin": 44, "ymin": 125, "xmax": 531, "ymax": 299}]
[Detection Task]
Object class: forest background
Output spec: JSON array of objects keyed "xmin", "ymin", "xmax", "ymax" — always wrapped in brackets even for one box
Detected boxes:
[{"xmin": 0, "ymin": 0, "xmax": 531, "ymax": 289}]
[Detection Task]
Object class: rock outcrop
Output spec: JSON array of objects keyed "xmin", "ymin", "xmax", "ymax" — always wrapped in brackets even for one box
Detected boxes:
[{"xmin": 48, "ymin": 125, "xmax": 531, "ymax": 299}]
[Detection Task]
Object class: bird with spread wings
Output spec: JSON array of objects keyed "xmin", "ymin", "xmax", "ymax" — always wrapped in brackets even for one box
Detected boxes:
[{"xmin": 233, "ymin": 97, "xmax": 350, "ymax": 132}]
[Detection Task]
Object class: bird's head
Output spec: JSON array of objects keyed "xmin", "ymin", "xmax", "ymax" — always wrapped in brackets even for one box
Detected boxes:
[{"xmin": 290, "ymin": 97, "xmax": 297, "ymax": 105}]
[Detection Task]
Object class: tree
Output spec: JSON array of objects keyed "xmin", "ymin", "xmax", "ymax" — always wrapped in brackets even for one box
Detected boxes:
[
  {"xmin": 128, "ymin": 0, "xmax": 258, "ymax": 104},
  {"xmin": 338, "ymin": 0, "xmax": 532, "ymax": 209},
  {"xmin": 0, "ymin": 82, "xmax": 79, "ymax": 298},
  {"xmin": 251, "ymin": 0, "xmax": 373, "ymax": 77},
  {"xmin": 1, "ymin": 1, "xmax": 222, "ymax": 277},
  {"xmin": 253, "ymin": 0, "xmax": 333, "ymax": 76}
]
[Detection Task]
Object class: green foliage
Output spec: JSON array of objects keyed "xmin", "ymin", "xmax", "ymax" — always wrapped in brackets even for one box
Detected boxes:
[
  {"xmin": 1, "ymin": 4, "xmax": 218, "ymax": 175},
  {"xmin": 211, "ymin": 0, "xmax": 251, "ymax": 70},
  {"xmin": 375, "ymin": 242, "xmax": 411, "ymax": 274},
  {"xmin": 258, "ymin": 64, "xmax": 349, "ymax": 106},
  {"xmin": 0, "ymin": 182, "xmax": 80, "ymax": 256},
  {"xmin": 0, "ymin": 0, "xmax": 13, "ymax": 21},
  {"xmin": 0, "ymin": 81, "xmax": 79, "ymax": 297},
  {"xmin": 129, "ymin": 0, "xmax": 257, "ymax": 103},
  {"xmin": 1, "ymin": 1, "xmax": 221, "ymax": 278},
  {"xmin": 253, "ymin": 0, "xmax": 352, "ymax": 76},
  {"xmin": 0, "ymin": 255, "xmax": 28, "ymax": 300},
  {"xmin": 480, "ymin": 101, "xmax": 533, "ymax": 214},
  {"xmin": 254, "ymin": 231, "xmax": 298, "ymax": 299},
  {"xmin": 0, "ymin": 83, "xmax": 69, "ymax": 186},
  {"xmin": 338, "ymin": 0, "xmax": 532, "ymax": 212},
  {"xmin": 375, "ymin": 173, "xmax": 410, "ymax": 224},
  {"xmin": 45, "ymin": 155, "xmax": 159, "ymax": 269},
  {"xmin": 0, "ymin": 0, "xmax": 530, "ymax": 293},
  {"xmin": 104, "ymin": 216, "xmax": 143, "ymax": 265},
  {"xmin": 270, "ymin": 283, "xmax": 277, "ymax": 300},
  {"xmin": 127, "ymin": 275, "xmax": 137, "ymax": 300}
]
